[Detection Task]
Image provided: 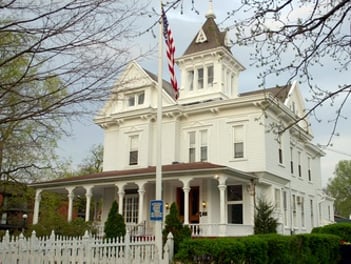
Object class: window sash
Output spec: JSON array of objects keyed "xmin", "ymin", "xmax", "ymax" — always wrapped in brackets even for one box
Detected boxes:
[
  {"xmin": 207, "ymin": 65, "xmax": 214, "ymax": 86},
  {"xmin": 234, "ymin": 142, "xmax": 244, "ymax": 158},
  {"xmin": 197, "ymin": 68, "xmax": 204, "ymax": 89}
]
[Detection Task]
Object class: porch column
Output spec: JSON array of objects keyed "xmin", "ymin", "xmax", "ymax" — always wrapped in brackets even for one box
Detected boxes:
[
  {"xmin": 138, "ymin": 185, "xmax": 145, "ymax": 224},
  {"xmin": 115, "ymin": 183, "xmax": 125, "ymax": 215},
  {"xmin": 217, "ymin": 176, "xmax": 227, "ymax": 225},
  {"xmin": 84, "ymin": 186, "xmax": 93, "ymax": 222},
  {"xmin": 118, "ymin": 191, "xmax": 125, "ymax": 215},
  {"xmin": 33, "ymin": 189, "xmax": 42, "ymax": 224},
  {"xmin": 218, "ymin": 184, "xmax": 227, "ymax": 224},
  {"xmin": 183, "ymin": 186, "xmax": 191, "ymax": 225},
  {"xmin": 66, "ymin": 187, "xmax": 75, "ymax": 222}
]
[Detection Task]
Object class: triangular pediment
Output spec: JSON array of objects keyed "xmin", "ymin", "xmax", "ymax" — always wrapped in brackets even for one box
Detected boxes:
[{"xmin": 195, "ymin": 28, "xmax": 208, "ymax": 43}]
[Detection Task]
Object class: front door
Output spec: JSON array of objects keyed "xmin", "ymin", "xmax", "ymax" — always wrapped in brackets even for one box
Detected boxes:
[{"xmin": 176, "ymin": 186, "xmax": 200, "ymax": 224}]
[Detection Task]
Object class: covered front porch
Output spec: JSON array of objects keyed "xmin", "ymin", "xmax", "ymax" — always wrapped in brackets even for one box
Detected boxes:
[{"xmin": 30, "ymin": 162, "xmax": 257, "ymax": 237}]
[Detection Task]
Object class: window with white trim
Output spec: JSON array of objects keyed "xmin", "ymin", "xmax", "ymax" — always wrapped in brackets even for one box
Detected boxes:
[
  {"xmin": 298, "ymin": 151, "xmax": 302, "ymax": 177},
  {"xmin": 188, "ymin": 70, "xmax": 194, "ymax": 91},
  {"xmin": 292, "ymin": 194, "xmax": 297, "ymax": 226},
  {"xmin": 200, "ymin": 130, "xmax": 208, "ymax": 161},
  {"xmin": 227, "ymin": 185, "xmax": 243, "ymax": 224},
  {"xmin": 310, "ymin": 199, "xmax": 314, "ymax": 228},
  {"xmin": 189, "ymin": 131, "xmax": 196, "ymax": 163},
  {"xmin": 283, "ymin": 191, "xmax": 288, "ymax": 226},
  {"xmin": 307, "ymin": 157, "xmax": 312, "ymax": 181},
  {"xmin": 127, "ymin": 91, "xmax": 145, "ymax": 107},
  {"xmin": 278, "ymin": 139, "xmax": 283, "ymax": 164},
  {"xmin": 207, "ymin": 65, "xmax": 214, "ymax": 87},
  {"xmin": 233, "ymin": 125, "xmax": 244, "ymax": 159},
  {"xmin": 300, "ymin": 196, "xmax": 305, "ymax": 227},
  {"xmin": 290, "ymin": 147, "xmax": 294, "ymax": 174},
  {"xmin": 188, "ymin": 130, "xmax": 208, "ymax": 162},
  {"xmin": 197, "ymin": 68, "xmax": 204, "ymax": 89},
  {"xmin": 123, "ymin": 191, "xmax": 138, "ymax": 223},
  {"xmin": 129, "ymin": 135, "xmax": 139, "ymax": 165}
]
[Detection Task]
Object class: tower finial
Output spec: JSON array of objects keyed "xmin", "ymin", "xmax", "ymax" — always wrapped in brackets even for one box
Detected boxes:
[{"xmin": 206, "ymin": 0, "xmax": 216, "ymax": 19}]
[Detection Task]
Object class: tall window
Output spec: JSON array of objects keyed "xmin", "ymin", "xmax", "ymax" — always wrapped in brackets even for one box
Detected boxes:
[
  {"xmin": 310, "ymin": 199, "xmax": 314, "ymax": 228},
  {"xmin": 307, "ymin": 157, "xmax": 312, "ymax": 181},
  {"xmin": 188, "ymin": 70, "xmax": 194, "ymax": 91},
  {"xmin": 300, "ymin": 197, "xmax": 305, "ymax": 227},
  {"xmin": 283, "ymin": 191, "xmax": 288, "ymax": 226},
  {"xmin": 123, "ymin": 191, "xmax": 138, "ymax": 223},
  {"xmin": 292, "ymin": 194, "xmax": 297, "ymax": 226},
  {"xmin": 233, "ymin": 125, "xmax": 244, "ymax": 159},
  {"xmin": 290, "ymin": 147, "xmax": 294, "ymax": 174},
  {"xmin": 275, "ymin": 189, "xmax": 281, "ymax": 210},
  {"xmin": 298, "ymin": 152, "xmax": 302, "ymax": 177},
  {"xmin": 129, "ymin": 135, "xmax": 139, "ymax": 165},
  {"xmin": 227, "ymin": 185, "xmax": 243, "ymax": 224},
  {"xmin": 278, "ymin": 139, "xmax": 283, "ymax": 164},
  {"xmin": 207, "ymin": 65, "xmax": 214, "ymax": 87},
  {"xmin": 200, "ymin": 130, "xmax": 208, "ymax": 161},
  {"xmin": 188, "ymin": 130, "xmax": 208, "ymax": 162},
  {"xmin": 188, "ymin": 132, "xmax": 196, "ymax": 162},
  {"xmin": 197, "ymin": 68, "xmax": 204, "ymax": 89}
]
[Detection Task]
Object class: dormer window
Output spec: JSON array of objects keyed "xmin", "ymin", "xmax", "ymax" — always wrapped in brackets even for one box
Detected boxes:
[
  {"xmin": 127, "ymin": 91, "xmax": 145, "ymax": 107},
  {"xmin": 197, "ymin": 68, "xmax": 204, "ymax": 89}
]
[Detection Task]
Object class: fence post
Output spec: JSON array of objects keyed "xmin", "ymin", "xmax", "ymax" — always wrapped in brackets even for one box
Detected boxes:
[
  {"xmin": 83, "ymin": 230, "xmax": 91, "ymax": 262},
  {"xmin": 124, "ymin": 229, "xmax": 131, "ymax": 263},
  {"xmin": 163, "ymin": 232, "xmax": 174, "ymax": 264}
]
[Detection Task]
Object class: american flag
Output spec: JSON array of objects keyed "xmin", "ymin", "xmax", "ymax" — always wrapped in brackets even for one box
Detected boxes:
[{"xmin": 161, "ymin": 6, "xmax": 179, "ymax": 100}]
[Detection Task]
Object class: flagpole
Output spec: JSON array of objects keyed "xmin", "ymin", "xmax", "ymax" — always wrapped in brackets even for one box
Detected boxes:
[{"xmin": 155, "ymin": 1, "xmax": 163, "ymax": 261}]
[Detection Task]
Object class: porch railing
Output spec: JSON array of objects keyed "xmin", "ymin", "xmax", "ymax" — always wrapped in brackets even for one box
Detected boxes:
[
  {"xmin": 188, "ymin": 223, "xmax": 254, "ymax": 237},
  {"xmin": 94, "ymin": 221, "xmax": 147, "ymax": 238}
]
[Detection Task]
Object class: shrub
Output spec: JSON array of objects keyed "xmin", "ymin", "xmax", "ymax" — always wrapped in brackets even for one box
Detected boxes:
[
  {"xmin": 312, "ymin": 222, "xmax": 351, "ymax": 242},
  {"xmin": 162, "ymin": 202, "xmax": 191, "ymax": 254},
  {"xmin": 175, "ymin": 233, "xmax": 341, "ymax": 264},
  {"xmin": 104, "ymin": 201, "xmax": 126, "ymax": 239},
  {"xmin": 254, "ymin": 198, "xmax": 278, "ymax": 234}
]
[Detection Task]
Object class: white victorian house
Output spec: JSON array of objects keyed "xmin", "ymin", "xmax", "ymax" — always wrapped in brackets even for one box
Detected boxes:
[{"xmin": 30, "ymin": 5, "xmax": 334, "ymax": 237}]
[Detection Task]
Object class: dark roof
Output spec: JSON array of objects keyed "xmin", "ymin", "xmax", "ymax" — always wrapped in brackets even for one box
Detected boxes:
[
  {"xmin": 144, "ymin": 68, "xmax": 176, "ymax": 99},
  {"xmin": 30, "ymin": 162, "xmax": 228, "ymax": 187},
  {"xmin": 240, "ymin": 85, "xmax": 291, "ymax": 103},
  {"xmin": 183, "ymin": 17, "xmax": 231, "ymax": 56}
]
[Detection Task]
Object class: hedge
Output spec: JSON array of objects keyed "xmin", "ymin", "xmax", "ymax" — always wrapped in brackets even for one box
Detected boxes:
[
  {"xmin": 312, "ymin": 222, "xmax": 351, "ymax": 242},
  {"xmin": 175, "ymin": 234, "xmax": 341, "ymax": 264}
]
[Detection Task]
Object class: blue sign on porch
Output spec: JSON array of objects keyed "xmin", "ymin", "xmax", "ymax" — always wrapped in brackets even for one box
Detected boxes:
[{"xmin": 150, "ymin": 200, "xmax": 163, "ymax": 221}]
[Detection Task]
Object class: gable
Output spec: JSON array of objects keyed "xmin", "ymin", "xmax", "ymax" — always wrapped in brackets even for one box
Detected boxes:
[{"xmin": 96, "ymin": 61, "xmax": 177, "ymax": 120}]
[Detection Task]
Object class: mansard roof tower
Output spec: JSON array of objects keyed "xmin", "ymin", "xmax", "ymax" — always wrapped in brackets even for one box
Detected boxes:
[{"xmin": 176, "ymin": 0, "xmax": 245, "ymax": 105}]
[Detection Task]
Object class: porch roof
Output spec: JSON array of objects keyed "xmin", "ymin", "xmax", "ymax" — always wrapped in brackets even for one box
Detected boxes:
[{"xmin": 30, "ymin": 162, "xmax": 256, "ymax": 189}]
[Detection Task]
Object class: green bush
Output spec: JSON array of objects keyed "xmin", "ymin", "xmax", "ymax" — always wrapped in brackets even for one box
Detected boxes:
[
  {"xmin": 104, "ymin": 201, "xmax": 126, "ymax": 239},
  {"xmin": 312, "ymin": 222, "xmax": 351, "ymax": 242},
  {"xmin": 175, "ymin": 233, "xmax": 341, "ymax": 264},
  {"xmin": 30, "ymin": 217, "xmax": 96, "ymax": 237},
  {"xmin": 162, "ymin": 202, "xmax": 191, "ymax": 254}
]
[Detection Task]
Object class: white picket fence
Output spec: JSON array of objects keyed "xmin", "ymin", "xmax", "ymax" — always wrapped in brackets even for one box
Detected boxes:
[{"xmin": 0, "ymin": 230, "xmax": 174, "ymax": 264}]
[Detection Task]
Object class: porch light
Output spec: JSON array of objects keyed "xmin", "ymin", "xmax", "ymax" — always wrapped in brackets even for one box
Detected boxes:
[
  {"xmin": 202, "ymin": 201, "xmax": 207, "ymax": 209},
  {"xmin": 165, "ymin": 203, "xmax": 170, "ymax": 210}
]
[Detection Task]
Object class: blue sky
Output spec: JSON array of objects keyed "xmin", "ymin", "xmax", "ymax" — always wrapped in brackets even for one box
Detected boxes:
[{"xmin": 58, "ymin": 0, "xmax": 351, "ymax": 187}]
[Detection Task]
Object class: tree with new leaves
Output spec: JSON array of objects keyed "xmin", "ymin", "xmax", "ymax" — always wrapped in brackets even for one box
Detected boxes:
[
  {"xmin": 104, "ymin": 201, "xmax": 126, "ymax": 239},
  {"xmin": 327, "ymin": 160, "xmax": 351, "ymax": 218},
  {"xmin": 254, "ymin": 198, "xmax": 278, "ymax": 234},
  {"xmin": 0, "ymin": 1, "xmax": 150, "ymax": 183}
]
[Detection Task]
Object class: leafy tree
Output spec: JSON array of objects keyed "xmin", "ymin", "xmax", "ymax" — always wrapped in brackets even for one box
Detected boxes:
[
  {"xmin": 0, "ymin": 1, "xmax": 149, "ymax": 183},
  {"xmin": 254, "ymin": 199, "xmax": 278, "ymax": 234},
  {"xmin": 104, "ymin": 201, "xmax": 126, "ymax": 239},
  {"xmin": 327, "ymin": 160, "xmax": 351, "ymax": 218},
  {"xmin": 162, "ymin": 202, "xmax": 191, "ymax": 254},
  {"xmin": 77, "ymin": 144, "xmax": 103, "ymax": 175}
]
